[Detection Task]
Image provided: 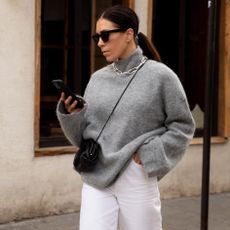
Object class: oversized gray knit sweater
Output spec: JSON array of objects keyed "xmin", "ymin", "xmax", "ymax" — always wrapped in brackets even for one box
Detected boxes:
[{"xmin": 57, "ymin": 47, "xmax": 195, "ymax": 189}]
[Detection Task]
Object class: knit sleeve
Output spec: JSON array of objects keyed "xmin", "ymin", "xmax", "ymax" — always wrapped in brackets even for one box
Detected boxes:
[
  {"xmin": 137, "ymin": 68, "xmax": 195, "ymax": 179},
  {"xmin": 56, "ymin": 100, "xmax": 87, "ymax": 147}
]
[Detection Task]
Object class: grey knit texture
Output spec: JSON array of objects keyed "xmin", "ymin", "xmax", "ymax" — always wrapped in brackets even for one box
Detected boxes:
[{"xmin": 56, "ymin": 47, "xmax": 195, "ymax": 189}]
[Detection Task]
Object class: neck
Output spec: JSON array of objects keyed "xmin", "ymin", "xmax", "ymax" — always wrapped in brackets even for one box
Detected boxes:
[
  {"xmin": 118, "ymin": 41, "xmax": 137, "ymax": 60},
  {"xmin": 112, "ymin": 47, "xmax": 146, "ymax": 75}
]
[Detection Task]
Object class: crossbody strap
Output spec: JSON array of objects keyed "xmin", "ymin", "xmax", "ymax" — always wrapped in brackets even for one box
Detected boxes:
[{"xmin": 96, "ymin": 58, "xmax": 147, "ymax": 141}]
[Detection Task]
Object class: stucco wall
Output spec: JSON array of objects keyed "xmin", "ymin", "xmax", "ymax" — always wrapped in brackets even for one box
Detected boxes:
[
  {"xmin": 159, "ymin": 142, "xmax": 230, "ymax": 199},
  {"xmin": 135, "ymin": 0, "xmax": 148, "ymax": 35},
  {"xmin": 0, "ymin": 0, "xmax": 82, "ymax": 223},
  {"xmin": 0, "ymin": 0, "xmax": 229, "ymax": 224}
]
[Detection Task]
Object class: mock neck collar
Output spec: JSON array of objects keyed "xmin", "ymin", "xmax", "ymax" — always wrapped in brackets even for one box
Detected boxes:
[{"xmin": 113, "ymin": 47, "xmax": 144, "ymax": 74}]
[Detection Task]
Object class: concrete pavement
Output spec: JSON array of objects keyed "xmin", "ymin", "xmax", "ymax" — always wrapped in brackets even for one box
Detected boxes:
[{"xmin": 0, "ymin": 193, "xmax": 229, "ymax": 230}]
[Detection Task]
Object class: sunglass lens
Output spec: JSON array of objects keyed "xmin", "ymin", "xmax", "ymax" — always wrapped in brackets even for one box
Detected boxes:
[
  {"xmin": 101, "ymin": 32, "xmax": 109, "ymax": 43},
  {"xmin": 92, "ymin": 31, "xmax": 110, "ymax": 43}
]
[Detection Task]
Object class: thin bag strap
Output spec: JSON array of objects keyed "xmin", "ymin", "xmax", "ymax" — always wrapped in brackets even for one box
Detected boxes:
[{"xmin": 96, "ymin": 58, "xmax": 147, "ymax": 141}]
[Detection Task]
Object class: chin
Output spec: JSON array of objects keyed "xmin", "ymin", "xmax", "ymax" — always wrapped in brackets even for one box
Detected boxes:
[
  {"xmin": 105, "ymin": 57, "xmax": 115, "ymax": 63},
  {"xmin": 104, "ymin": 54, "xmax": 117, "ymax": 63}
]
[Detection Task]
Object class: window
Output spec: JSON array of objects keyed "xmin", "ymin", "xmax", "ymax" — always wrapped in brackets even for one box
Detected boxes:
[
  {"xmin": 35, "ymin": 0, "xmax": 134, "ymax": 155},
  {"xmin": 38, "ymin": 0, "xmax": 91, "ymax": 148},
  {"xmin": 152, "ymin": 0, "xmax": 219, "ymax": 137}
]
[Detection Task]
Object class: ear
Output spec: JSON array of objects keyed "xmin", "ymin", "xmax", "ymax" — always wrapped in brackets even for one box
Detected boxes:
[{"xmin": 126, "ymin": 28, "xmax": 135, "ymax": 42}]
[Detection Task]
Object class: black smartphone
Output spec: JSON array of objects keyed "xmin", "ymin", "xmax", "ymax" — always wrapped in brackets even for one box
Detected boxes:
[{"xmin": 52, "ymin": 79, "xmax": 85, "ymax": 108}]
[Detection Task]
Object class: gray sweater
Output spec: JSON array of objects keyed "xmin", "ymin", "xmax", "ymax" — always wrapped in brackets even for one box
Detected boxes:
[{"xmin": 57, "ymin": 47, "xmax": 195, "ymax": 189}]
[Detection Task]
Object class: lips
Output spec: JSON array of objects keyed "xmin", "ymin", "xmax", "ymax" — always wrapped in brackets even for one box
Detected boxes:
[{"xmin": 102, "ymin": 50, "xmax": 109, "ymax": 55}]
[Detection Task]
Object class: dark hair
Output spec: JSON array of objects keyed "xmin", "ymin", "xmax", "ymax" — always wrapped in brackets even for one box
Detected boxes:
[
  {"xmin": 137, "ymin": 32, "xmax": 161, "ymax": 61},
  {"xmin": 99, "ymin": 5, "xmax": 161, "ymax": 62}
]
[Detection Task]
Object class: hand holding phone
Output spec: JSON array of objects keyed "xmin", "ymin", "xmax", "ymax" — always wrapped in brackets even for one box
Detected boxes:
[{"xmin": 52, "ymin": 79, "xmax": 85, "ymax": 109}]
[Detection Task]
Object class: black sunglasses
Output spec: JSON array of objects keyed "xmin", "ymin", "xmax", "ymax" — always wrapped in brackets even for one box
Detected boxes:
[{"xmin": 92, "ymin": 28, "xmax": 126, "ymax": 43}]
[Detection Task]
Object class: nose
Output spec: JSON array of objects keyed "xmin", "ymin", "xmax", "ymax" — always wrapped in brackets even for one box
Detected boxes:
[{"xmin": 97, "ymin": 37, "xmax": 104, "ymax": 47}]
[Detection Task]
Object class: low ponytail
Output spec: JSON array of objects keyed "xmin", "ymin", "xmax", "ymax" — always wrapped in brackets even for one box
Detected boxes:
[{"xmin": 137, "ymin": 32, "xmax": 161, "ymax": 62}]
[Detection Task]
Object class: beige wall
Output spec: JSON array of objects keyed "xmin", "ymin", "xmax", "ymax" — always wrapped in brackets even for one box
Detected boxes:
[
  {"xmin": 159, "ymin": 143, "xmax": 230, "ymax": 199},
  {"xmin": 0, "ymin": 0, "xmax": 229, "ymax": 224},
  {"xmin": 0, "ymin": 0, "xmax": 82, "ymax": 223},
  {"xmin": 135, "ymin": 0, "xmax": 149, "ymax": 34}
]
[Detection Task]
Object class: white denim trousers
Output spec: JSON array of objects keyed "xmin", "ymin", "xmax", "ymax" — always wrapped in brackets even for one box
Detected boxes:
[{"xmin": 79, "ymin": 160, "xmax": 163, "ymax": 230}]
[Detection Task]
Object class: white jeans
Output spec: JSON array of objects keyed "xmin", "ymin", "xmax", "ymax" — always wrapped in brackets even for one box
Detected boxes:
[{"xmin": 79, "ymin": 160, "xmax": 162, "ymax": 230}]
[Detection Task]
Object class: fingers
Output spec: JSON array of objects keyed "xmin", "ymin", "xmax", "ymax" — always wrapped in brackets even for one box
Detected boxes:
[
  {"xmin": 61, "ymin": 93, "xmax": 79, "ymax": 113},
  {"xmin": 66, "ymin": 100, "xmax": 78, "ymax": 113},
  {"xmin": 61, "ymin": 92, "xmax": 81, "ymax": 113},
  {"xmin": 65, "ymin": 95, "xmax": 73, "ymax": 105},
  {"xmin": 61, "ymin": 92, "xmax": 65, "ymax": 101}
]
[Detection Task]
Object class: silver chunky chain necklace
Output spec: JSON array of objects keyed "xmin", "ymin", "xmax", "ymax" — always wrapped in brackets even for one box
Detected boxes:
[{"xmin": 112, "ymin": 56, "xmax": 148, "ymax": 75}]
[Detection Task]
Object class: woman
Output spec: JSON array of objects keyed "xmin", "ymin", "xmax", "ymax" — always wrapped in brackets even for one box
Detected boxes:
[{"xmin": 56, "ymin": 5, "xmax": 195, "ymax": 230}]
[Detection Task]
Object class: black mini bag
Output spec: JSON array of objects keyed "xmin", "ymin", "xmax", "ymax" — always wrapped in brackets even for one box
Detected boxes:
[
  {"xmin": 73, "ymin": 138, "xmax": 101, "ymax": 172},
  {"xmin": 73, "ymin": 58, "xmax": 147, "ymax": 173}
]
